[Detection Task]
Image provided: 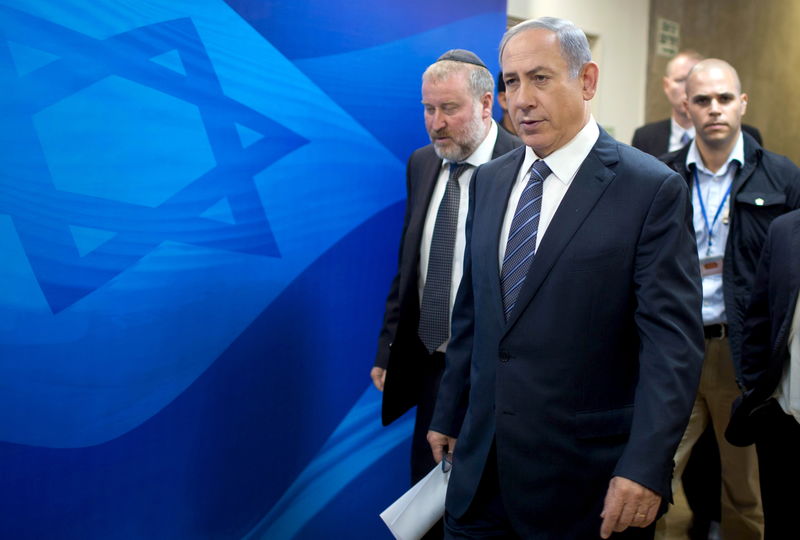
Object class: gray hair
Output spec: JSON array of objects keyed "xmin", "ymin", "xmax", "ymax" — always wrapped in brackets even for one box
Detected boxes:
[
  {"xmin": 422, "ymin": 60, "xmax": 494, "ymax": 100},
  {"xmin": 499, "ymin": 16, "xmax": 591, "ymax": 78}
]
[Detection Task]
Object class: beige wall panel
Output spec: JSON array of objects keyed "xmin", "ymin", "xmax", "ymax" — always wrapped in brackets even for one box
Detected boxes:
[{"xmin": 647, "ymin": 0, "xmax": 800, "ymax": 162}]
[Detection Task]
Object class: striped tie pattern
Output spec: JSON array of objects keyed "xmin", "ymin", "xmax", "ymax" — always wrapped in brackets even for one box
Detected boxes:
[
  {"xmin": 418, "ymin": 163, "xmax": 470, "ymax": 353},
  {"xmin": 500, "ymin": 159, "xmax": 551, "ymax": 320}
]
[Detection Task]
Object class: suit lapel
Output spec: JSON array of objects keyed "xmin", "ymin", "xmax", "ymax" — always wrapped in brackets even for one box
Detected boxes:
[
  {"xmin": 503, "ymin": 135, "xmax": 618, "ymax": 333},
  {"xmin": 404, "ymin": 153, "xmax": 442, "ymax": 273}
]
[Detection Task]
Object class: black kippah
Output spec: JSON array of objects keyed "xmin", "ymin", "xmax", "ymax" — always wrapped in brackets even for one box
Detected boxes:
[{"xmin": 436, "ymin": 49, "xmax": 488, "ymax": 70}]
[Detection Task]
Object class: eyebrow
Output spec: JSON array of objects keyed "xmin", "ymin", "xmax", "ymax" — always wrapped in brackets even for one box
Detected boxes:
[
  {"xmin": 691, "ymin": 92, "xmax": 736, "ymax": 101},
  {"xmin": 504, "ymin": 66, "xmax": 554, "ymax": 79}
]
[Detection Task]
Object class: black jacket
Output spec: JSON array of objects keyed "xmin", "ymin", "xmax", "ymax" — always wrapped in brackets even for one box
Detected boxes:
[
  {"xmin": 661, "ymin": 132, "xmax": 800, "ymax": 383},
  {"xmin": 726, "ymin": 210, "xmax": 800, "ymax": 446}
]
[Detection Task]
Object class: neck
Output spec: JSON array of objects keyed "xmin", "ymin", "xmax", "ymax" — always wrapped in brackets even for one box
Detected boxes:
[
  {"xmin": 695, "ymin": 135, "xmax": 739, "ymax": 174},
  {"xmin": 672, "ymin": 111, "xmax": 693, "ymax": 129}
]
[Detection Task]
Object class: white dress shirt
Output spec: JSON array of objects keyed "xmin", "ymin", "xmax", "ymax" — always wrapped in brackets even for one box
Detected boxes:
[
  {"xmin": 669, "ymin": 117, "xmax": 695, "ymax": 152},
  {"xmin": 686, "ymin": 133, "xmax": 744, "ymax": 325},
  {"xmin": 418, "ymin": 120, "xmax": 499, "ymax": 351},
  {"xmin": 774, "ymin": 291, "xmax": 800, "ymax": 423},
  {"xmin": 498, "ymin": 118, "xmax": 600, "ymax": 268}
]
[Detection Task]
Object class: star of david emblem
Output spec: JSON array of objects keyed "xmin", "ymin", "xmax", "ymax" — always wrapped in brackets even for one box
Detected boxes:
[{"xmin": 0, "ymin": 8, "xmax": 307, "ymax": 313}]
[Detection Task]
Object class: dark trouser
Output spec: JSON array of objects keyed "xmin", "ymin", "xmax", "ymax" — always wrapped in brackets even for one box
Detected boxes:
[
  {"xmin": 444, "ymin": 444, "xmax": 518, "ymax": 539},
  {"xmin": 411, "ymin": 351, "xmax": 446, "ymax": 484},
  {"xmin": 412, "ymin": 351, "xmax": 446, "ymax": 540},
  {"xmin": 754, "ymin": 399, "xmax": 800, "ymax": 540},
  {"xmin": 445, "ymin": 443, "xmax": 657, "ymax": 539}
]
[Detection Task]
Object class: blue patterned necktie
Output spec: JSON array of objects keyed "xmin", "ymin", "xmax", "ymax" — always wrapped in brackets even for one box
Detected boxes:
[
  {"xmin": 500, "ymin": 159, "xmax": 551, "ymax": 320},
  {"xmin": 418, "ymin": 162, "xmax": 470, "ymax": 353},
  {"xmin": 680, "ymin": 131, "xmax": 691, "ymax": 146}
]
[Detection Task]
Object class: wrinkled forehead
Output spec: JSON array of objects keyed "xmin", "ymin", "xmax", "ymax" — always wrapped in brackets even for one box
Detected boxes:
[{"xmin": 501, "ymin": 28, "xmax": 565, "ymax": 72}]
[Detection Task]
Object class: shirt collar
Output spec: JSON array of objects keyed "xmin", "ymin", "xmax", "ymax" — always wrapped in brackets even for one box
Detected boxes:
[
  {"xmin": 524, "ymin": 116, "xmax": 600, "ymax": 185},
  {"xmin": 686, "ymin": 131, "xmax": 745, "ymax": 176},
  {"xmin": 443, "ymin": 120, "xmax": 498, "ymax": 168},
  {"xmin": 671, "ymin": 116, "xmax": 695, "ymax": 139}
]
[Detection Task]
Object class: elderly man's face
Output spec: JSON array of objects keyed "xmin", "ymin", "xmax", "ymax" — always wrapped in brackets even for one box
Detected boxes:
[
  {"xmin": 685, "ymin": 65, "xmax": 747, "ymax": 149},
  {"xmin": 663, "ymin": 55, "xmax": 699, "ymax": 114},
  {"xmin": 422, "ymin": 71, "xmax": 489, "ymax": 162},
  {"xmin": 501, "ymin": 28, "xmax": 595, "ymax": 157}
]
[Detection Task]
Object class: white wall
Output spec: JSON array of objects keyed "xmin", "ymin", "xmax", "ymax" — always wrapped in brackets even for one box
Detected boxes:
[{"xmin": 506, "ymin": 0, "xmax": 649, "ymax": 144}]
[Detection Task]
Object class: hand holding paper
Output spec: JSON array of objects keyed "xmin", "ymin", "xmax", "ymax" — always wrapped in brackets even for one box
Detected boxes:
[{"xmin": 380, "ymin": 463, "xmax": 451, "ymax": 540}]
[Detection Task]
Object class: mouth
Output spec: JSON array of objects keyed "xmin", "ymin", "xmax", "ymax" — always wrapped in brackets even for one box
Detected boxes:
[
  {"xmin": 705, "ymin": 122, "xmax": 728, "ymax": 130},
  {"xmin": 517, "ymin": 118, "xmax": 544, "ymax": 131}
]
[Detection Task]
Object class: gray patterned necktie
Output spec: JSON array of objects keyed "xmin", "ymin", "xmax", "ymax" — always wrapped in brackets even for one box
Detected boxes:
[
  {"xmin": 500, "ymin": 159, "xmax": 551, "ymax": 320},
  {"xmin": 418, "ymin": 162, "xmax": 470, "ymax": 353}
]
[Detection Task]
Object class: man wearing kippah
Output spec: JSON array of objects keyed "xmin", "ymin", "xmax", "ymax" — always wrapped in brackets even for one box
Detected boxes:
[{"xmin": 371, "ymin": 49, "xmax": 521, "ymax": 496}]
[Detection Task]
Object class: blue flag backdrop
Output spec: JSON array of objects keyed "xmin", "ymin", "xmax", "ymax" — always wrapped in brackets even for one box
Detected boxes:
[{"xmin": 0, "ymin": 1, "xmax": 507, "ymax": 538}]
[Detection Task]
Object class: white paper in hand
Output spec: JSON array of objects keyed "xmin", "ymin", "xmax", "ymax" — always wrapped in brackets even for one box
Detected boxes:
[{"xmin": 380, "ymin": 463, "xmax": 450, "ymax": 540}]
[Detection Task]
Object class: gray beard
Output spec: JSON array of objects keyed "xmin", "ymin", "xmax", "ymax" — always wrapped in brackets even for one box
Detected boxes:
[{"xmin": 432, "ymin": 111, "xmax": 487, "ymax": 162}]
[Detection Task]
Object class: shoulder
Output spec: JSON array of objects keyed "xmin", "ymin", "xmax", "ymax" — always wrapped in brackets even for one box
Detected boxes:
[
  {"xmin": 408, "ymin": 144, "xmax": 437, "ymax": 165},
  {"xmin": 603, "ymin": 133, "xmax": 681, "ymax": 183},
  {"xmin": 634, "ymin": 119, "xmax": 670, "ymax": 136},
  {"xmin": 493, "ymin": 127, "xmax": 523, "ymax": 156},
  {"xmin": 755, "ymin": 147, "xmax": 800, "ymax": 176}
]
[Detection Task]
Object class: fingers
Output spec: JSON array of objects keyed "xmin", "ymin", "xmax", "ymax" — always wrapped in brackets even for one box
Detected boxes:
[
  {"xmin": 369, "ymin": 367, "xmax": 386, "ymax": 392},
  {"xmin": 427, "ymin": 430, "xmax": 456, "ymax": 464},
  {"xmin": 599, "ymin": 481, "xmax": 623, "ymax": 539},
  {"xmin": 599, "ymin": 477, "xmax": 661, "ymax": 538},
  {"xmin": 447, "ymin": 436, "xmax": 457, "ymax": 454}
]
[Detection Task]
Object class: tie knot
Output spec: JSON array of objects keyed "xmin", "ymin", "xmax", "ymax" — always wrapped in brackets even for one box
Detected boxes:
[
  {"xmin": 449, "ymin": 162, "xmax": 470, "ymax": 180},
  {"xmin": 680, "ymin": 132, "xmax": 691, "ymax": 145},
  {"xmin": 530, "ymin": 159, "xmax": 551, "ymax": 181}
]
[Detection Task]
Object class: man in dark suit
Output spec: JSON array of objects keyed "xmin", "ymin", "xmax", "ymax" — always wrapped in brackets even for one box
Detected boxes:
[
  {"xmin": 659, "ymin": 59, "xmax": 800, "ymax": 540},
  {"xmin": 726, "ymin": 209, "xmax": 800, "ymax": 539},
  {"xmin": 632, "ymin": 50, "xmax": 762, "ymax": 158},
  {"xmin": 427, "ymin": 17, "xmax": 704, "ymax": 539},
  {"xmin": 371, "ymin": 49, "xmax": 521, "ymax": 487}
]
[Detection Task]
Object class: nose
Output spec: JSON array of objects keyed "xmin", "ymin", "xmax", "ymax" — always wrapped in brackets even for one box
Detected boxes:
[
  {"xmin": 429, "ymin": 109, "xmax": 446, "ymax": 131},
  {"xmin": 513, "ymin": 80, "xmax": 538, "ymax": 112},
  {"xmin": 709, "ymin": 99, "xmax": 721, "ymax": 114}
]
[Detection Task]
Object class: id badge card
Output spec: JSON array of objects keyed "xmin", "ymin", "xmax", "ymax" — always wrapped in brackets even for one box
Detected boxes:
[{"xmin": 700, "ymin": 255, "xmax": 723, "ymax": 277}]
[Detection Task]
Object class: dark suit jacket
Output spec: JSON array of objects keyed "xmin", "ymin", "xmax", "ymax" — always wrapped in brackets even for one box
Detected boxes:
[
  {"xmin": 429, "ymin": 128, "xmax": 704, "ymax": 537},
  {"xmin": 631, "ymin": 118, "xmax": 763, "ymax": 158},
  {"xmin": 726, "ymin": 210, "xmax": 800, "ymax": 446},
  {"xmin": 375, "ymin": 125, "xmax": 521, "ymax": 425},
  {"xmin": 661, "ymin": 133, "xmax": 800, "ymax": 381}
]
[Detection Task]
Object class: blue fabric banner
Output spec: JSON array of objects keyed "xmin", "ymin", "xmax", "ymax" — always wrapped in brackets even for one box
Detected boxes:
[{"xmin": 0, "ymin": 1, "xmax": 507, "ymax": 537}]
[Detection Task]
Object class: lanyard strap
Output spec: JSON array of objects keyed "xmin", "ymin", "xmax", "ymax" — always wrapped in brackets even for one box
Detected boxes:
[{"xmin": 693, "ymin": 168, "xmax": 732, "ymax": 255}]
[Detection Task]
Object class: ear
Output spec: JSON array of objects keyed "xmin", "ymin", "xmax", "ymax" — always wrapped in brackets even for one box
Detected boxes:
[
  {"xmin": 580, "ymin": 62, "xmax": 599, "ymax": 100},
  {"xmin": 740, "ymin": 93, "xmax": 749, "ymax": 116},
  {"xmin": 480, "ymin": 92, "xmax": 493, "ymax": 119},
  {"xmin": 497, "ymin": 91, "xmax": 508, "ymax": 111},
  {"xmin": 662, "ymin": 76, "xmax": 671, "ymax": 94}
]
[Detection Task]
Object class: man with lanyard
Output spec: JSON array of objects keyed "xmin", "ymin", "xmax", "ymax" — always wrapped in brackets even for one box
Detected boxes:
[{"xmin": 660, "ymin": 59, "xmax": 800, "ymax": 540}]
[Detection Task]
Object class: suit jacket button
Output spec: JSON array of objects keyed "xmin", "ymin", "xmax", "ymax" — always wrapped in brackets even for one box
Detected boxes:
[{"xmin": 499, "ymin": 351, "xmax": 510, "ymax": 362}]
